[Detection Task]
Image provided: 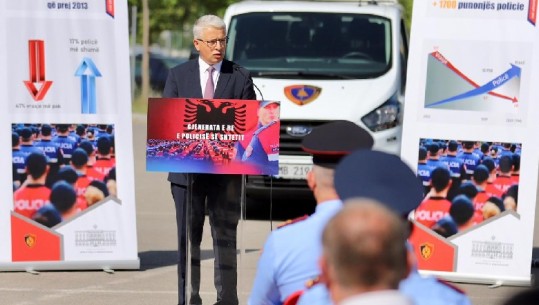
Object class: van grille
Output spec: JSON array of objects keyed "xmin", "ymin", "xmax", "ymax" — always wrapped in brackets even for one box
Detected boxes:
[{"xmin": 278, "ymin": 120, "xmax": 330, "ymax": 155}]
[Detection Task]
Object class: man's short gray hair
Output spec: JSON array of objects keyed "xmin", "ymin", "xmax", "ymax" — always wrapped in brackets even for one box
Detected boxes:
[{"xmin": 193, "ymin": 15, "xmax": 226, "ymax": 39}]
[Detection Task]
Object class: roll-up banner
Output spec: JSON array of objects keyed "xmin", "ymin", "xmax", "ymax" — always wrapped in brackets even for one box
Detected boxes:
[
  {"xmin": 401, "ymin": 0, "xmax": 538, "ymax": 285},
  {"xmin": 0, "ymin": 0, "xmax": 139, "ymax": 270}
]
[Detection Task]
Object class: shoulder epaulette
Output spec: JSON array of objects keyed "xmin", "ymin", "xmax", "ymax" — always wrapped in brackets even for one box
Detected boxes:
[
  {"xmin": 277, "ymin": 214, "xmax": 309, "ymax": 229},
  {"xmin": 305, "ymin": 276, "xmax": 320, "ymax": 289},
  {"xmin": 436, "ymin": 278, "xmax": 466, "ymax": 294}
]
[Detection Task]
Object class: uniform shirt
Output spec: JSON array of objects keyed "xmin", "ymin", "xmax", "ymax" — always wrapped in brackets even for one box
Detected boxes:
[
  {"xmin": 52, "ymin": 135, "xmax": 78, "ymax": 163},
  {"xmin": 93, "ymin": 158, "xmax": 115, "ymax": 176},
  {"xmin": 248, "ymin": 200, "xmax": 342, "ymax": 305},
  {"xmin": 400, "ymin": 270, "xmax": 472, "ymax": 305},
  {"xmin": 417, "ymin": 162, "xmax": 432, "ymax": 187},
  {"xmin": 237, "ymin": 122, "xmax": 279, "ymax": 174},
  {"xmin": 34, "ymin": 139, "xmax": 63, "ymax": 164},
  {"xmin": 414, "ymin": 196, "xmax": 451, "ymax": 228},
  {"xmin": 12, "ymin": 148, "xmax": 27, "ymax": 176},
  {"xmin": 473, "ymin": 190, "xmax": 490, "ymax": 224},
  {"xmin": 13, "ymin": 184, "xmax": 51, "ymax": 218},
  {"xmin": 499, "ymin": 149, "xmax": 513, "ymax": 158},
  {"xmin": 485, "ymin": 182, "xmax": 503, "ymax": 198},
  {"xmin": 296, "ymin": 269, "xmax": 472, "ymax": 305},
  {"xmin": 457, "ymin": 151, "xmax": 481, "ymax": 176},
  {"xmin": 75, "ymin": 175, "xmax": 92, "ymax": 198},
  {"xmin": 86, "ymin": 165, "xmax": 106, "ymax": 182},
  {"xmin": 492, "ymin": 175, "xmax": 515, "ymax": 194},
  {"xmin": 440, "ymin": 155, "xmax": 466, "ymax": 178},
  {"xmin": 426, "ymin": 158, "xmax": 445, "ymax": 171}
]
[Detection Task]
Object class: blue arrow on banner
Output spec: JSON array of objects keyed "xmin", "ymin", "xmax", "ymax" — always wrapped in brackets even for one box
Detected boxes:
[
  {"xmin": 427, "ymin": 64, "xmax": 521, "ymax": 108},
  {"xmin": 75, "ymin": 57, "xmax": 102, "ymax": 114}
]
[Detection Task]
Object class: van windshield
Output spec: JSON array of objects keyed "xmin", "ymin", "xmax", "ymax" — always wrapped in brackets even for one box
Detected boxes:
[{"xmin": 226, "ymin": 12, "xmax": 392, "ymax": 79}]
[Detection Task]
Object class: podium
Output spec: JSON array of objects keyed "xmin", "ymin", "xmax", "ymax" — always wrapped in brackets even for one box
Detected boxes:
[{"xmin": 147, "ymin": 98, "xmax": 280, "ymax": 304}]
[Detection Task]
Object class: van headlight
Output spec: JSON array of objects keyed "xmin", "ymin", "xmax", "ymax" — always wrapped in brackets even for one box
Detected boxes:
[{"xmin": 361, "ymin": 100, "xmax": 400, "ymax": 132}]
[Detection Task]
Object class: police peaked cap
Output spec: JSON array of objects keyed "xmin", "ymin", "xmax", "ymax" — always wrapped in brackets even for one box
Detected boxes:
[
  {"xmin": 301, "ymin": 120, "xmax": 374, "ymax": 168},
  {"xmin": 335, "ymin": 150, "xmax": 423, "ymax": 216}
]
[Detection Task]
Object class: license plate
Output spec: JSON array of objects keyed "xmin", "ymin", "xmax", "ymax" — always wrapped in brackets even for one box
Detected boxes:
[{"xmin": 277, "ymin": 164, "xmax": 312, "ymax": 179}]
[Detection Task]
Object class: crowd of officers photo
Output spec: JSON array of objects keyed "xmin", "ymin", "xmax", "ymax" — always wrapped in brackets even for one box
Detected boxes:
[
  {"xmin": 414, "ymin": 139, "xmax": 520, "ymax": 238},
  {"xmin": 11, "ymin": 123, "xmax": 116, "ymax": 228}
]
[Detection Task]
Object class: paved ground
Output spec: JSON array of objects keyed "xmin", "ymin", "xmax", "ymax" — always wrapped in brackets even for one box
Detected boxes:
[{"xmin": 0, "ymin": 115, "xmax": 537, "ymax": 305}]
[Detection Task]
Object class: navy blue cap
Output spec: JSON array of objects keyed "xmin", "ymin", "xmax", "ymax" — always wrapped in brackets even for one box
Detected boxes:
[
  {"xmin": 301, "ymin": 120, "xmax": 374, "ymax": 168},
  {"xmin": 56, "ymin": 166, "xmax": 78, "ymax": 184},
  {"xmin": 20, "ymin": 127, "xmax": 33, "ymax": 140},
  {"xmin": 78, "ymin": 140, "xmax": 95, "ymax": 156},
  {"xmin": 50, "ymin": 181, "xmax": 77, "ymax": 212},
  {"xmin": 447, "ymin": 140, "xmax": 459, "ymax": 152},
  {"xmin": 449, "ymin": 195, "xmax": 474, "ymax": 225},
  {"xmin": 71, "ymin": 148, "xmax": 89, "ymax": 166},
  {"xmin": 335, "ymin": 150, "xmax": 423, "ymax": 215},
  {"xmin": 32, "ymin": 204, "xmax": 62, "ymax": 228},
  {"xmin": 432, "ymin": 217, "xmax": 458, "ymax": 237},
  {"xmin": 12, "ymin": 132, "xmax": 20, "ymax": 146},
  {"xmin": 458, "ymin": 181, "xmax": 478, "ymax": 199},
  {"xmin": 259, "ymin": 100, "xmax": 280, "ymax": 108},
  {"xmin": 41, "ymin": 124, "xmax": 52, "ymax": 136}
]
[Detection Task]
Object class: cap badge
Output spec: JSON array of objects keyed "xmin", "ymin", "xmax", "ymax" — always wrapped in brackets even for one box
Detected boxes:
[{"xmin": 284, "ymin": 85, "xmax": 321, "ymax": 106}]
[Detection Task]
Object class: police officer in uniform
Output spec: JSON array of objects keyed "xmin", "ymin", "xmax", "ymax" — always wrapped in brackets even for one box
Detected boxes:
[
  {"xmin": 296, "ymin": 150, "xmax": 472, "ymax": 305},
  {"xmin": 247, "ymin": 120, "xmax": 374, "ymax": 305},
  {"xmin": 34, "ymin": 124, "xmax": 64, "ymax": 187}
]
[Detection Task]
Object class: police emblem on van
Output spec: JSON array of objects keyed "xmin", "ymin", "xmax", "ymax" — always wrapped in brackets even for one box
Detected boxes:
[{"xmin": 284, "ymin": 85, "xmax": 321, "ymax": 106}]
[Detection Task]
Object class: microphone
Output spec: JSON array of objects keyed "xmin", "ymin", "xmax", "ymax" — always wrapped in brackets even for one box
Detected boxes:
[{"xmin": 234, "ymin": 64, "xmax": 265, "ymax": 101}]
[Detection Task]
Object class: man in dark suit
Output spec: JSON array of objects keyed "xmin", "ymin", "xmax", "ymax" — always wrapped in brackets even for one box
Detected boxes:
[{"xmin": 162, "ymin": 14, "xmax": 256, "ymax": 305}]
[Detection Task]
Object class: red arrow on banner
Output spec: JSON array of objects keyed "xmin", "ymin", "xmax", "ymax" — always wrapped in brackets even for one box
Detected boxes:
[{"xmin": 23, "ymin": 40, "xmax": 53, "ymax": 101}]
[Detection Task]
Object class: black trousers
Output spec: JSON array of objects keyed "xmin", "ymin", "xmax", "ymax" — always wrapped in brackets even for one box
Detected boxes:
[{"xmin": 171, "ymin": 174, "xmax": 241, "ymax": 305}]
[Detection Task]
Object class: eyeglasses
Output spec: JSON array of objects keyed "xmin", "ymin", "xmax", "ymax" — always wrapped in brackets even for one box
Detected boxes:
[{"xmin": 196, "ymin": 37, "xmax": 228, "ymax": 48}]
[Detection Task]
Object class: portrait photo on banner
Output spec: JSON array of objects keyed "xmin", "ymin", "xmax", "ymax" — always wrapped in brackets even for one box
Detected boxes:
[
  {"xmin": 413, "ymin": 137, "xmax": 521, "ymax": 238},
  {"xmin": 146, "ymin": 98, "xmax": 280, "ymax": 176},
  {"xmin": 11, "ymin": 123, "xmax": 117, "ymax": 228}
]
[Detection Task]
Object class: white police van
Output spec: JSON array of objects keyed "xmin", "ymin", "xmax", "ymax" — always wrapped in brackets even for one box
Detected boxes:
[{"xmin": 223, "ymin": 0, "xmax": 408, "ymax": 201}]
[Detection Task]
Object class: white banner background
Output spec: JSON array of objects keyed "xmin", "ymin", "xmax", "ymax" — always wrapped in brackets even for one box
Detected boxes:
[
  {"xmin": 0, "ymin": 0, "xmax": 138, "ymax": 270},
  {"xmin": 401, "ymin": 0, "xmax": 538, "ymax": 284}
]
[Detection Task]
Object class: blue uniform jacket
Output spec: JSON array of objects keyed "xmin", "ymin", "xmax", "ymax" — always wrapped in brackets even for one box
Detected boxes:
[
  {"xmin": 296, "ymin": 269, "xmax": 472, "ymax": 305},
  {"xmin": 248, "ymin": 200, "xmax": 342, "ymax": 305}
]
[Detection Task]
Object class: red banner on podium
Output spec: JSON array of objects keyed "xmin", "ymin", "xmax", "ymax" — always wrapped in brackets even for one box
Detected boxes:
[{"xmin": 146, "ymin": 98, "xmax": 280, "ymax": 175}]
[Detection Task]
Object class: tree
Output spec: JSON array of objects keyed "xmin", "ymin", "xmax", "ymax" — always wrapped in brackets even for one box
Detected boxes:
[{"xmin": 128, "ymin": 0, "xmax": 237, "ymax": 47}]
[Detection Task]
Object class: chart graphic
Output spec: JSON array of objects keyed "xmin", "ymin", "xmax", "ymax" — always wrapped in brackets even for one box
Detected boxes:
[
  {"xmin": 75, "ymin": 57, "xmax": 102, "ymax": 114},
  {"xmin": 424, "ymin": 50, "xmax": 522, "ymax": 112},
  {"xmin": 23, "ymin": 40, "xmax": 53, "ymax": 101}
]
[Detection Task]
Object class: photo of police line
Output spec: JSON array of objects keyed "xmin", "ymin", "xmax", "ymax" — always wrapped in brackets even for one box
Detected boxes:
[
  {"xmin": 11, "ymin": 123, "xmax": 116, "ymax": 228},
  {"xmin": 413, "ymin": 139, "xmax": 520, "ymax": 238}
]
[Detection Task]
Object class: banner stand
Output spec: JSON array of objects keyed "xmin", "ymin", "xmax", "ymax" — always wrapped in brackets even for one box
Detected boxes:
[
  {"xmin": 419, "ymin": 270, "xmax": 531, "ymax": 287},
  {"xmin": 0, "ymin": 260, "xmax": 140, "ymax": 272}
]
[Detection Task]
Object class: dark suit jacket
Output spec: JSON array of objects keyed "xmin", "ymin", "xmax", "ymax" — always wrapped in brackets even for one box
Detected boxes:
[{"xmin": 162, "ymin": 59, "xmax": 257, "ymax": 185}]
